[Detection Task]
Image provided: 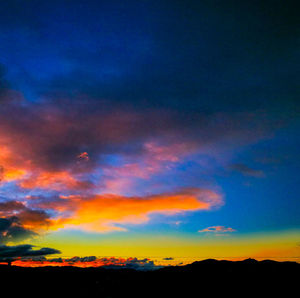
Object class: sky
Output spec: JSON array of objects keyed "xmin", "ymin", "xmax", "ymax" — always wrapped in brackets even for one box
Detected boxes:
[{"xmin": 0, "ymin": 0, "xmax": 299, "ymax": 266}]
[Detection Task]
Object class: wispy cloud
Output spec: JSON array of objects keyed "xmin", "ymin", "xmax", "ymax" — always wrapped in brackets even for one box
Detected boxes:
[
  {"xmin": 198, "ymin": 226, "xmax": 236, "ymax": 235},
  {"xmin": 230, "ymin": 164, "xmax": 265, "ymax": 178}
]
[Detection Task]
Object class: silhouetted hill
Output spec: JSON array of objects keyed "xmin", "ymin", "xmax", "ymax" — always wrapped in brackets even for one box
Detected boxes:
[{"xmin": 0, "ymin": 259, "xmax": 299, "ymax": 297}]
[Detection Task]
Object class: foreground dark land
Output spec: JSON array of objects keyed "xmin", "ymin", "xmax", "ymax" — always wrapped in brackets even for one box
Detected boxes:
[{"xmin": 1, "ymin": 259, "xmax": 299, "ymax": 297}]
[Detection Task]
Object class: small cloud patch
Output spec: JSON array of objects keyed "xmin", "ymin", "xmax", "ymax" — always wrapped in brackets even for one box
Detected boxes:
[
  {"xmin": 77, "ymin": 152, "xmax": 89, "ymax": 161},
  {"xmin": 230, "ymin": 163, "xmax": 265, "ymax": 178},
  {"xmin": 198, "ymin": 226, "xmax": 236, "ymax": 235}
]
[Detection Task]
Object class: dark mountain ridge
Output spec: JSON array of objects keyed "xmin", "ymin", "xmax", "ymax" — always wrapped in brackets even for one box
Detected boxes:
[{"xmin": 1, "ymin": 259, "xmax": 299, "ymax": 297}]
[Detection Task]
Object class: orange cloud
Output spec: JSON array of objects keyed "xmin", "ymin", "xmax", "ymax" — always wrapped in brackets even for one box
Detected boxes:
[
  {"xmin": 17, "ymin": 209, "xmax": 52, "ymax": 230},
  {"xmin": 0, "ymin": 144, "xmax": 83, "ymax": 191},
  {"xmin": 52, "ymin": 188, "xmax": 223, "ymax": 232},
  {"xmin": 0, "ymin": 146, "xmax": 27, "ymax": 182},
  {"xmin": 0, "ymin": 167, "xmax": 26, "ymax": 182}
]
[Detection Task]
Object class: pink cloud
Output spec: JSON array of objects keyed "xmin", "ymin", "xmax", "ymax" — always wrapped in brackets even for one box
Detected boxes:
[{"xmin": 100, "ymin": 141, "xmax": 197, "ymax": 194}]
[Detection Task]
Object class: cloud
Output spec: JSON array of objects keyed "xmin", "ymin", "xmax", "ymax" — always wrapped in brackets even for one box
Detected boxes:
[
  {"xmin": 0, "ymin": 188, "xmax": 222, "ymax": 234},
  {"xmin": 0, "ymin": 50, "xmax": 283, "ymax": 237},
  {"xmin": 0, "ymin": 200, "xmax": 52, "ymax": 243},
  {"xmin": 0, "ymin": 217, "xmax": 37, "ymax": 244},
  {"xmin": 0, "ymin": 67, "xmax": 277, "ymax": 244},
  {"xmin": 0, "ymin": 244, "xmax": 60, "ymax": 263},
  {"xmin": 163, "ymin": 257, "xmax": 174, "ymax": 260},
  {"xmin": 0, "ymin": 200, "xmax": 52, "ymax": 229},
  {"xmin": 0, "ymin": 89, "xmax": 275, "ymax": 195},
  {"xmin": 48, "ymin": 257, "xmax": 63, "ymax": 263},
  {"xmin": 21, "ymin": 256, "xmax": 47, "ymax": 262},
  {"xmin": 100, "ymin": 141, "xmax": 198, "ymax": 194},
  {"xmin": 77, "ymin": 152, "xmax": 89, "ymax": 161},
  {"xmin": 53, "ymin": 188, "xmax": 223, "ymax": 232},
  {"xmin": 64, "ymin": 256, "xmax": 97, "ymax": 263},
  {"xmin": 0, "ymin": 200, "xmax": 25, "ymax": 214},
  {"xmin": 14, "ymin": 255, "xmax": 157, "ymax": 270},
  {"xmin": 122, "ymin": 257, "xmax": 156, "ymax": 270},
  {"xmin": 19, "ymin": 171, "xmax": 93, "ymax": 192},
  {"xmin": 198, "ymin": 226, "xmax": 236, "ymax": 234},
  {"xmin": 230, "ymin": 164, "xmax": 265, "ymax": 178}
]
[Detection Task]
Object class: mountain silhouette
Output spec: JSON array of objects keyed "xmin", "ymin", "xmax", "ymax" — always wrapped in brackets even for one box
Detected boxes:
[{"xmin": 0, "ymin": 259, "xmax": 298, "ymax": 297}]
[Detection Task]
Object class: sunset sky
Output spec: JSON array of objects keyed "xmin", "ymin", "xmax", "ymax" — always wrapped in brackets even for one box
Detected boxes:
[{"xmin": 0, "ymin": 0, "xmax": 299, "ymax": 266}]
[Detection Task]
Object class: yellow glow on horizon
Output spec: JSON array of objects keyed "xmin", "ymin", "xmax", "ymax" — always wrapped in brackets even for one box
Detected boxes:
[{"xmin": 30, "ymin": 229, "xmax": 300, "ymax": 264}]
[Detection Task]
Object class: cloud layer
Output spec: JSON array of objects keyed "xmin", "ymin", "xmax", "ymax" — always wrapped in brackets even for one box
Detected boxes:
[
  {"xmin": 11, "ymin": 255, "xmax": 156, "ymax": 270},
  {"xmin": 0, "ymin": 77, "xmax": 281, "ymax": 237},
  {"xmin": 0, "ymin": 244, "xmax": 60, "ymax": 263}
]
